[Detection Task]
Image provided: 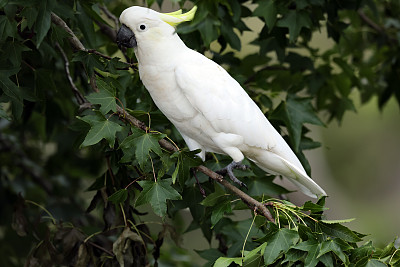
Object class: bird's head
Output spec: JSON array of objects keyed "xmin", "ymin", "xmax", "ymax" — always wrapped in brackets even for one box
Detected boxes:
[{"xmin": 116, "ymin": 5, "xmax": 197, "ymax": 49}]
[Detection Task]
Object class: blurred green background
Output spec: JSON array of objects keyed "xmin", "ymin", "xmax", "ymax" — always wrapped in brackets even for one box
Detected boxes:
[{"xmin": 308, "ymin": 95, "xmax": 400, "ymax": 246}]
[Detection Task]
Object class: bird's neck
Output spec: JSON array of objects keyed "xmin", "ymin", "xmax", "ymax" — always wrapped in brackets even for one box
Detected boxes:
[{"xmin": 135, "ymin": 33, "xmax": 187, "ymax": 66}]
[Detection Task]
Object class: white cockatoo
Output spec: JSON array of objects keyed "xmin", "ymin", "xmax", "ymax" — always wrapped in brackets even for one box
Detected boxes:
[{"xmin": 116, "ymin": 6, "xmax": 327, "ymax": 198}]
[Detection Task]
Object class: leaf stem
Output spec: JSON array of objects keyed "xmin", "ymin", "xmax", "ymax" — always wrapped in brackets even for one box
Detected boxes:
[
  {"xmin": 25, "ymin": 200, "xmax": 56, "ymax": 225},
  {"xmin": 241, "ymin": 214, "xmax": 257, "ymax": 261},
  {"xmin": 119, "ymin": 203, "xmax": 128, "ymax": 227},
  {"xmin": 149, "ymin": 154, "xmax": 157, "ymax": 182}
]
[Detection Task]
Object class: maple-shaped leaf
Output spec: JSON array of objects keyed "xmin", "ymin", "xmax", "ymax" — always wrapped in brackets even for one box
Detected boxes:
[
  {"xmin": 119, "ymin": 128, "xmax": 166, "ymax": 168},
  {"xmin": 276, "ymin": 10, "xmax": 312, "ymax": 42},
  {"xmin": 318, "ymin": 239, "xmax": 351, "ymax": 265},
  {"xmin": 270, "ymin": 95, "xmax": 324, "ymax": 152},
  {"xmin": 136, "ymin": 178, "xmax": 181, "ymax": 217},
  {"xmin": 72, "ymin": 51, "xmax": 104, "ymax": 76},
  {"xmin": 78, "ymin": 113, "xmax": 122, "ymax": 147},
  {"xmin": 86, "ymin": 78, "xmax": 117, "ymax": 114},
  {"xmin": 263, "ymin": 228, "xmax": 300, "ymax": 265},
  {"xmin": 253, "ymin": 0, "xmax": 277, "ymax": 30}
]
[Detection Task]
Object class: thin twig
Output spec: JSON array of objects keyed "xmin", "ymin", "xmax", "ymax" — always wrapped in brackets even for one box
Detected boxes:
[
  {"xmin": 100, "ymin": 5, "xmax": 119, "ymax": 28},
  {"xmin": 357, "ymin": 9, "xmax": 384, "ymax": 33},
  {"xmin": 87, "ymin": 49, "xmax": 137, "ymax": 70},
  {"xmin": 51, "ymin": 12, "xmax": 275, "ymax": 222},
  {"xmin": 87, "ymin": 241, "xmax": 114, "ymax": 256},
  {"xmin": 192, "ymin": 169, "xmax": 206, "ymax": 198},
  {"xmin": 55, "ymin": 43, "xmax": 87, "ymax": 105}
]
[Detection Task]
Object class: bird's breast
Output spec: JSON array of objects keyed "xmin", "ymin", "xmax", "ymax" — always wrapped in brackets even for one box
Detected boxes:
[
  {"xmin": 139, "ymin": 64, "xmax": 198, "ymax": 122},
  {"xmin": 138, "ymin": 63, "xmax": 222, "ymax": 152}
]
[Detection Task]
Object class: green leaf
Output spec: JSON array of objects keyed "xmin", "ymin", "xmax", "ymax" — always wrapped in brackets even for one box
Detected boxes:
[
  {"xmin": 247, "ymin": 176, "xmax": 289, "ymax": 196},
  {"xmin": 136, "ymin": 178, "xmax": 181, "ymax": 217},
  {"xmin": 253, "ymin": 0, "xmax": 277, "ymax": 30},
  {"xmin": 263, "ymin": 228, "xmax": 299, "ymax": 265},
  {"xmin": 300, "ymin": 200, "xmax": 328, "ymax": 213},
  {"xmin": 213, "ymin": 257, "xmax": 242, "ymax": 267},
  {"xmin": 351, "ymin": 241, "xmax": 375, "ymax": 262},
  {"xmin": 72, "ymin": 51, "xmax": 105, "ymax": 76},
  {"xmin": 270, "ymin": 95, "xmax": 324, "ymax": 151},
  {"xmin": 210, "ymin": 200, "xmax": 232, "ymax": 227},
  {"xmin": 171, "ymin": 149, "xmax": 202, "ymax": 185},
  {"xmin": 0, "ymin": 0, "xmax": 7, "ymax": 8},
  {"xmin": 50, "ymin": 24, "xmax": 71, "ymax": 46},
  {"xmin": 276, "ymin": 10, "xmax": 312, "ymax": 42},
  {"xmin": 86, "ymin": 79, "xmax": 117, "ymax": 114},
  {"xmin": 283, "ymin": 249, "xmax": 307, "ymax": 263},
  {"xmin": 196, "ymin": 248, "xmax": 224, "ymax": 263},
  {"xmin": 86, "ymin": 176, "xmax": 106, "ymax": 191},
  {"xmin": 2, "ymin": 41, "xmax": 31, "ymax": 68},
  {"xmin": 76, "ymin": 3, "xmax": 100, "ymax": 49},
  {"xmin": 119, "ymin": 130, "xmax": 166, "ymax": 168},
  {"xmin": 319, "ymin": 222, "xmax": 363, "ymax": 243},
  {"xmin": 318, "ymin": 239, "xmax": 350, "ymax": 265},
  {"xmin": 220, "ymin": 23, "xmax": 241, "ymax": 51},
  {"xmin": 0, "ymin": 68, "xmax": 23, "ymax": 118},
  {"xmin": 200, "ymin": 184, "xmax": 226, "ymax": 207},
  {"xmin": 321, "ymin": 218, "xmax": 355, "ymax": 224},
  {"xmin": 198, "ymin": 17, "xmax": 218, "ymax": 47},
  {"xmin": 243, "ymin": 242, "xmax": 267, "ymax": 266},
  {"xmin": 35, "ymin": 0, "xmax": 55, "ymax": 47},
  {"xmin": 78, "ymin": 113, "xmax": 123, "ymax": 147},
  {"xmin": 365, "ymin": 259, "xmax": 387, "ymax": 267},
  {"xmin": 0, "ymin": 104, "xmax": 11, "ymax": 120},
  {"xmin": 108, "ymin": 189, "xmax": 128, "ymax": 204},
  {"xmin": 292, "ymin": 239, "xmax": 321, "ymax": 267},
  {"xmin": 0, "ymin": 15, "xmax": 17, "ymax": 40},
  {"xmin": 20, "ymin": 6, "xmax": 38, "ymax": 29}
]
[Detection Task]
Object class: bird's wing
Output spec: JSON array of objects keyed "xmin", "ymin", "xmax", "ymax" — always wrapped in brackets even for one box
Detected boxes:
[{"xmin": 174, "ymin": 51, "xmax": 278, "ymax": 150}]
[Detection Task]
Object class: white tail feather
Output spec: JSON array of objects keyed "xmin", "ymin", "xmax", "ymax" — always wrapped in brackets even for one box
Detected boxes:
[{"xmin": 254, "ymin": 152, "xmax": 327, "ymax": 198}]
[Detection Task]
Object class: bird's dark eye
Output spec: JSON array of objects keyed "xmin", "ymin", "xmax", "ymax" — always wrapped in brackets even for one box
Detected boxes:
[{"xmin": 139, "ymin": 24, "xmax": 146, "ymax": 30}]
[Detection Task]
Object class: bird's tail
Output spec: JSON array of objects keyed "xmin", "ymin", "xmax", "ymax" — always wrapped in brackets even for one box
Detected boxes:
[{"xmin": 253, "ymin": 152, "xmax": 327, "ymax": 198}]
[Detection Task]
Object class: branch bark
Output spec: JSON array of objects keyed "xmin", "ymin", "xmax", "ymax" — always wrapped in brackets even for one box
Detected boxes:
[
  {"xmin": 357, "ymin": 9, "xmax": 398, "ymax": 45},
  {"xmin": 51, "ymin": 12, "xmax": 274, "ymax": 222}
]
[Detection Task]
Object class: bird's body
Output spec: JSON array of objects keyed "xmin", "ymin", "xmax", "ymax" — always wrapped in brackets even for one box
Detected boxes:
[{"xmin": 117, "ymin": 6, "xmax": 327, "ymax": 198}]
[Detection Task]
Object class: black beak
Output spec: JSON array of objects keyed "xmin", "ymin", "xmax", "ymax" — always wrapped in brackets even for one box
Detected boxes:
[{"xmin": 116, "ymin": 24, "xmax": 137, "ymax": 48}]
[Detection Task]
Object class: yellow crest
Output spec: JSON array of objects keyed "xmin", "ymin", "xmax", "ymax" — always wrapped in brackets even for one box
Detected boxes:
[{"xmin": 159, "ymin": 6, "xmax": 197, "ymax": 27}]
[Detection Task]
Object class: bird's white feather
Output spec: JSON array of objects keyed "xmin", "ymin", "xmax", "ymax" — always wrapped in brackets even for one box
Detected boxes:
[{"xmin": 119, "ymin": 6, "xmax": 327, "ymax": 198}]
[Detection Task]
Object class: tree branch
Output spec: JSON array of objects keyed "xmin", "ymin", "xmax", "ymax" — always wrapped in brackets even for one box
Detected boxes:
[
  {"xmin": 51, "ymin": 13, "xmax": 85, "ymax": 51},
  {"xmin": 100, "ymin": 5, "xmax": 119, "ymax": 28},
  {"xmin": 51, "ymin": 12, "xmax": 275, "ymax": 222},
  {"xmin": 357, "ymin": 9, "xmax": 398, "ymax": 45}
]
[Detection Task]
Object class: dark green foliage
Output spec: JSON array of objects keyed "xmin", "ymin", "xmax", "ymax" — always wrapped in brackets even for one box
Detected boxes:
[{"xmin": 1, "ymin": 0, "xmax": 400, "ymax": 266}]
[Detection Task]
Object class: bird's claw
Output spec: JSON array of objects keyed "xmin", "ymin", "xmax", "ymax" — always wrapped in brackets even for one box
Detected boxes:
[{"xmin": 216, "ymin": 161, "xmax": 249, "ymax": 189}]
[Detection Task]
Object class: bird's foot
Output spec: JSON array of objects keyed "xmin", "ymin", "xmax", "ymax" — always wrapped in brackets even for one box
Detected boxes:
[{"xmin": 216, "ymin": 161, "xmax": 249, "ymax": 189}]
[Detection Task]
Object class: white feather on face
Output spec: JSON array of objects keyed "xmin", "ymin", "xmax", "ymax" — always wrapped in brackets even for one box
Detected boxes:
[{"xmin": 118, "ymin": 6, "xmax": 327, "ymax": 198}]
